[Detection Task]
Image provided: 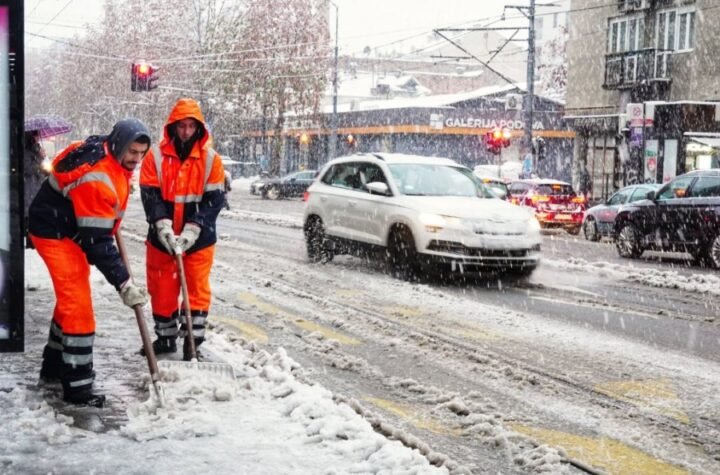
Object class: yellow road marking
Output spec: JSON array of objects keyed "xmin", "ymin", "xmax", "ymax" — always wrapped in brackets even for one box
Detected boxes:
[
  {"xmin": 293, "ymin": 319, "xmax": 361, "ymax": 345},
  {"xmin": 237, "ymin": 291, "xmax": 283, "ymax": 316},
  {"xmin": 238, "ymin": 292, "xmax": 361, "ymax": 345},
  {"xmin": 214, "ymin": 316, "xmax": 269, "ymax": 344},
  {"xmin": 594, "ymin": 379, "xmax": 690, "ymax": 424},
  {"xmin": 511, "ymin": 424, "xmax": 689, "ymax": 475},
  {"xmin": 366, "ymin": 397, "xmax": 462, "ymax": 436}
]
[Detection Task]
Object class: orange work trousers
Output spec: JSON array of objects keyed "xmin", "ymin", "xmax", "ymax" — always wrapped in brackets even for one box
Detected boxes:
[
  {"xmin": 31, "ymin": 235, "xmax": 95, "ymax": 334},
  {"xmin": 146, "ymin": 243, "xmax": 214, "ymax": 319}
]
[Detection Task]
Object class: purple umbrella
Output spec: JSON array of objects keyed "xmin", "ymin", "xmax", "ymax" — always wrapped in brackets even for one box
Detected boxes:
[{"xmin": 24, "ymin": 115, "xmax": 73, "ymax": 139}]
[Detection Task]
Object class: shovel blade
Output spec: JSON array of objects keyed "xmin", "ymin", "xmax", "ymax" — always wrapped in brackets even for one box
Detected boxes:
[{"xmin": 158, "ymin": 360, "xmax": 236, "ymax": 379}]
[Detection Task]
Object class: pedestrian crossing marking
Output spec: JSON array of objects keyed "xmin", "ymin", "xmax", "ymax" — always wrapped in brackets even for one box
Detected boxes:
[
  {"xmin": 214, "ymin": 316, "xmax": 269, "ymax": 344},
  {"xmin": 511, "ymin": 424, "xmax": 689, "ymax": 475},
  {"xmin": 366, "ymin": 397, "xmax": 461, "ymax": 436},
  {"xmin": 594, "ymin": 379, "xmax": 690, "ymax": 424},
  {"xmin": 293, "ymin": 319, "xmax": 361, "ymax": 345}
]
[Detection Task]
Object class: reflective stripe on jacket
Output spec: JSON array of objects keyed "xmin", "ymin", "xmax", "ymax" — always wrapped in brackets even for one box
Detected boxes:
[
  {"xmin": 140, "ymin": 98, "xmax": 225, "ymax": 254},
  {"xmin": 28, "ymin": 136, "xmax": 131, "ymax": 289}
]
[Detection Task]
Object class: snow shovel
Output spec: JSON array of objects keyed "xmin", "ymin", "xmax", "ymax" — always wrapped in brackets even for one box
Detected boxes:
[
  {"xmin": 115, "ymin": 230, "xmax": 166, "ymax": 407},
  {"xmin": 158, "ymin": 245, "xmax": 235, "ymax": 379}
]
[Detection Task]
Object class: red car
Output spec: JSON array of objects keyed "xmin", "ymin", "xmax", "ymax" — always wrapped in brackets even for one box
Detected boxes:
[{"xmin": 507, "ymin": 179, "xmax": 585, "ymax": 234}]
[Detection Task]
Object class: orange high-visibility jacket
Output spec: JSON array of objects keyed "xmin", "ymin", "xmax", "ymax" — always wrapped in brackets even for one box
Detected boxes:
[
  {"xmin": 140, "ymin": 98, "xmax": 225, "ymax": 254},
  {"xmin": 28, "ymin": 136, "xmax": 132, "ymax": 289}
]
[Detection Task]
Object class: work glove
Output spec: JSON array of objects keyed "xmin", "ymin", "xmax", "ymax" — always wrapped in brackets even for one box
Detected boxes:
[
  {"xmin": 175, "ymin": 223, "xmax": 201, "ymax": 253},
  {"xmin": 155, "ymin": 219, "xmax": 177, "ymax": 254},
  {"xmin": 120, "ymin": 281, "xmax": 149, "ymax": 308}
]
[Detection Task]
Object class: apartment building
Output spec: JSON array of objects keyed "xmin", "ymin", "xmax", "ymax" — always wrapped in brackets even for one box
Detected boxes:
[{"xmin": 565, "ymin": 0, "xmax": 720, "ymax": 201}]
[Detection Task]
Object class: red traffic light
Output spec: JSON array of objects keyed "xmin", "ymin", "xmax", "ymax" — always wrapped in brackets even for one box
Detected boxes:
[{"xmin": 131, "ymin": 61, "xmax": 159, "ymax": 92}]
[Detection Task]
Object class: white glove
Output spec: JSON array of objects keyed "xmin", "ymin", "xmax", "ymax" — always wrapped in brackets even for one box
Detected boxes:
[
  {"xmin": 120, "ymin": 281, "xmax": 149, "ymax": 308},
  {"xmin": 155, "ymin": 219, "xmax": 177, "ymax": 254},
  {"xmin": 176, "ymin": 223, "xmax": 201, "ymax": 253}
]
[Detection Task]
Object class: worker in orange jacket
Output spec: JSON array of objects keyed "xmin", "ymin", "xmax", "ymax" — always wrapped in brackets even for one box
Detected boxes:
[
  {"xmin": 29, "ymin": 118, "xmax": 151, "ymax": 407},
  {"xmin": 140, "ymin": 98, "xmax": 225, "ymax": 361}
]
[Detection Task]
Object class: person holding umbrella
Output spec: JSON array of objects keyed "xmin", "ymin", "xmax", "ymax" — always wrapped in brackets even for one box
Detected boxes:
[{"xmin": 24, "ymin": 115, "xmax": 73, "ymax": 247}]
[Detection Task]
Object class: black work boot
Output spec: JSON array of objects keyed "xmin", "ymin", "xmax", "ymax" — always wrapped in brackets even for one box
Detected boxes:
[
  {"xmin": 139, "ymin": 337, "xmax": 177, "ymax": 356},
  {"xmin": 182, "ymin": 338, "xmax": 205, "ymax": 362},
  {"xmin": 39, "ymin": 346, "xmax": 63, "ymax": 383},
  {"xmin": 63, "ymin": 389, "xmax": 106, "ymax": 408}
]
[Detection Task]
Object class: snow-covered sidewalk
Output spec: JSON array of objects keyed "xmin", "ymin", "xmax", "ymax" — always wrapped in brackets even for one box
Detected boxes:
[{"xmin": 0, "ymin": 251, "xmax": 447, "ymax": 475}]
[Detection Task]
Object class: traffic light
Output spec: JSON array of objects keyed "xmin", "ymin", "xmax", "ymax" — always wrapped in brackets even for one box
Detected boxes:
[
  {"xmin": 484, "ymin": 128, "xmax": 511, "ymax": 154},
  {"xmin": 131, "ymin": 61, "xmax": 159, "ymax": 92},
  {"xmin": 345, "ymin": 134, "xmax": 357, "ymax": 148}
]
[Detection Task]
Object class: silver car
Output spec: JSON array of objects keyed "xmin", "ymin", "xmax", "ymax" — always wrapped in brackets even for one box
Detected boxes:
[{"xmin": 582, "ymin": 184, "xmax": 659, "ymax": 241}]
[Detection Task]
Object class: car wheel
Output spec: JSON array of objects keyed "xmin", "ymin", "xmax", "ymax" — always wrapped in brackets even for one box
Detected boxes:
[
  {"xmin": 266, "ymin": 186, "xmax": 281, "ymax": 200},
  {"xmin": 703, "ymin": 234, "xmax": 720, "ymax": 269},
  {"xmin": 616, "ymin": 223, "xmax": 643, "ymax": 258},
  {"xmin": 583, "ymin": 218, "xmax": 600, "ymax": 241},
  {"xmin": 387, "ymin": 226, "xmax": 421, "ymax": 281},
  {"xmin": 305, "ymin": 217, "xmax": 333, "ymax": 263}
]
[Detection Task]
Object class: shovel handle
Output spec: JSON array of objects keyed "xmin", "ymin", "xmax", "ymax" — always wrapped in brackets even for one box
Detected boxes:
[
  {"xmin": 175, "ymin": 252, "xmax": 197, "ymax": 361},
  {"xmin": 116, "ymin": 230, "xmax": 162, "ymax": 384}
]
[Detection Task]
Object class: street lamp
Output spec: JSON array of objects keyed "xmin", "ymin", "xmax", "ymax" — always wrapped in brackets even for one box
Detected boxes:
[{"xmin": 327, "ymin": 0, "xmax": 339, "ymax": 163}]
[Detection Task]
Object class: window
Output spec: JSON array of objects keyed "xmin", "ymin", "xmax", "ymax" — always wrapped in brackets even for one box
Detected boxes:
[
  {"xmin": 657, "ymin": 8, "xmax": 695, "ymax": 52},
  {"xmin": 689, "ymin": 177, "xmax": 720, "ymax": 198},
  {"xmin": 656, "ymin": 175, "xmax": 694, "ymax": 200},
  {"xmin": 608, "ymin": 188, "xmax": 632, "ymax": 205},
  {"xmin": 608, "ymin": 15, "xmax": 644, "ymax": 53},
  {"xmin": 629, "ymin": 186, "xmax": 654, "ymax": 202}
]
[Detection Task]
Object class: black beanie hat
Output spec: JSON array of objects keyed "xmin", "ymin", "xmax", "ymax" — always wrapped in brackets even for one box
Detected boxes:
[{"xmin": 107, "ymin": 118, "xmax": 151, "ymax": 160}]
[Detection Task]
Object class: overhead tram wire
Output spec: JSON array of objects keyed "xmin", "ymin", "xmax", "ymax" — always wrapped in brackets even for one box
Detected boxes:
[{"xmin": 27, "ymin": 0, "xmax": 75, "ymax": 44}]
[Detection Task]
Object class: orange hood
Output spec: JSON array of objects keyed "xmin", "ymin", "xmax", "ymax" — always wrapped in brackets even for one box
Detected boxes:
[{"xmin": 161, "ymin": 98, "xmax": 211, "ymax": 151}]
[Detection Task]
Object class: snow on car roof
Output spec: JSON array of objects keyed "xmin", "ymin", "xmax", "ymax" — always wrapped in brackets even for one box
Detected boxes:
[{"xmin": 330, "ymin": 153, "xmax": 460, "ymax": 167}]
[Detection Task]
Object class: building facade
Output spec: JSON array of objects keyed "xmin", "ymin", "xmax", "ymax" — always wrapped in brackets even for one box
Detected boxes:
[{"xmin": 565, "ymin": 0, "xmax": 720, "ymax": 202}]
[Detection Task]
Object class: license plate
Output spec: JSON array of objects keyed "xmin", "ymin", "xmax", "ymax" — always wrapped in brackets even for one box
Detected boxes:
[{"xmin": 556, "ymin": 214, "xmax": 572, "ymax": 220}]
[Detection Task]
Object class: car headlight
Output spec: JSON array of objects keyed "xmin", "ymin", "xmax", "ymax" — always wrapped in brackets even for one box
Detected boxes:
[
  {"xmin": 419, "ymin": 213, "xmax": 447, "ymax": 233},
  {"xmin": 527, "ymin": 217, "xmax": 541, "ymax": 234}
]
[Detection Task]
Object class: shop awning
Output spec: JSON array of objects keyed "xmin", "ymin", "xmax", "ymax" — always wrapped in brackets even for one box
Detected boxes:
[{"xmin": 686, "ymin": 135, "xmax": 720, "ymax": 149}]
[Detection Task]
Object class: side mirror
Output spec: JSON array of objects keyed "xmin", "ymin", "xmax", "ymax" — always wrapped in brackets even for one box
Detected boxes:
[
  {"xmin": 366, "ymin": 181, "xmax": 390, "ymax": 196},
  {"xmin": 645, "ymin": 190, "xmax": 656, "ymax": 200}
]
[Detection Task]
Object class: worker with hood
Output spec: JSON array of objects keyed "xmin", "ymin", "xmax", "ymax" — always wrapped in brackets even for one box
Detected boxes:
[
  {"xmin": 139, "ymin": 98, "xmax": 225, "ymax": 361},
  {"xmin": 29, "ymin": 118, "xmax": 151, "ymax": 407}
]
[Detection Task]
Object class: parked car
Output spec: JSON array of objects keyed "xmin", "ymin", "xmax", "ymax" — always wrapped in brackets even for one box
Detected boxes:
[
  {"xmin": 261, "ymin": 170, "xmax": 317, "ymax": 200},
  {"xmin": 303, "ymin": 153, "xmax": 542, "ymax": 279},
  {"xmin": 507, "ymin": 179, "xmax": 585, "ymax": 234},
  {"xmin": 249, "ymin": 171, "xmax": 273, "ymax": 195},
  {"xmin": 582, "ymin": 184, "xmax": 659, "ymax": 241},
  {"xmin": 473, "ymin": 173, "xmax": 509, "ymax": 200},
  {"xmin": 614, "ymin": 169, "xmax": 720, "ymax": 267}
]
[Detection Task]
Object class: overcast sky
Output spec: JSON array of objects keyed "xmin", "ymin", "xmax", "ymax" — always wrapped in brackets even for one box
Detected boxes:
[{"xmin": 25, "ymin": 0, "xmax": 524, "ymax": 53}]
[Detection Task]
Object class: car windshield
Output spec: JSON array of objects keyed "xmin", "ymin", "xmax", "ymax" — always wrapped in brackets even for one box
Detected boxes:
[
  {"xmin": 534, "ymin": 183, "xmax": 576, "ymax": 196},
  {"xmin": 388, "ymin": 163, "xmax": 495, "ymax": 198}
]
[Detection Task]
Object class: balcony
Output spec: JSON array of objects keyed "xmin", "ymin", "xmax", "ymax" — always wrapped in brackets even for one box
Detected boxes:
[{"xmin": 603, "ymin": 48, "xmax": 672, "ymax": 90}]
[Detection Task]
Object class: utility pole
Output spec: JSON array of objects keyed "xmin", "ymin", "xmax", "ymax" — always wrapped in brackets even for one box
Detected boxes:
[
  {"xmin": 526, "ymin": 0, "xmax": 536, "ymax": 173},
  {"xmin": 328, "ymin": 0, "xmax": 339, "ymax": 163}
]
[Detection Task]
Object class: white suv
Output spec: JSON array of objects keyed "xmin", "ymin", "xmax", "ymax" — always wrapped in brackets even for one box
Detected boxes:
[{"xmin": 303, "ymin": 153, "xmax": 542, "ymax": 278}]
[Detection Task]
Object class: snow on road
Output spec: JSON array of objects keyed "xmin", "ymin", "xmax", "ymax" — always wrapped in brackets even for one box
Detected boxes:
[{"xmin": 1, "ymin": 251, "xmax": 448, "ymax": 475}]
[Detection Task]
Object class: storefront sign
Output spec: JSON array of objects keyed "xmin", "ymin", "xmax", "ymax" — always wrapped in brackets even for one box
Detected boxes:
[
  {"xmin": 627, "ymin": 103, "xmax": 644, "ymax": 127},
  {"xmin": 644, "ymin": 140, "xmax": 659, "ymax": 184},
  {"xmin": 441, "ymin": 117, "xmax": 545, "ymax": 130}
]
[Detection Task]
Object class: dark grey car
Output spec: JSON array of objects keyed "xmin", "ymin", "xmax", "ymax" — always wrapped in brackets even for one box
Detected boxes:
[{"xmin": 582, "ymin": 184, "xmax": 659, "ymax": 241}]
